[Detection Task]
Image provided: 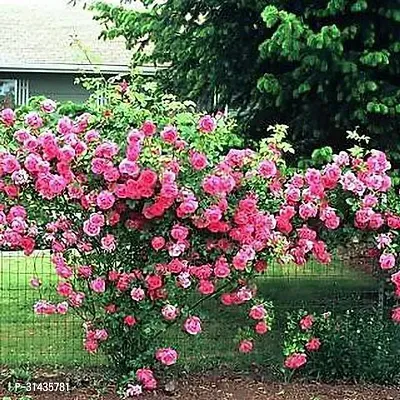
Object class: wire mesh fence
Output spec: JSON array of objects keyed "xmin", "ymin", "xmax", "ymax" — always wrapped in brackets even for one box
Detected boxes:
[{"xmin": 0, "ymin": 250, "xmax": 381, "ymax": 367}]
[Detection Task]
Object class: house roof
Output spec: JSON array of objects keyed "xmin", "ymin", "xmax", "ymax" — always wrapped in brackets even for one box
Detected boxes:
[{"xmin": 0, "ymin": 0, "xmax": 149, "ymax": 74}]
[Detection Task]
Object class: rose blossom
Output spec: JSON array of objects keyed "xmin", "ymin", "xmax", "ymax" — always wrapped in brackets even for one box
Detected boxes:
[
  {"xmin": 155, "ymin": 347, "xmax": 178, "ymax": 366},
  {"xmin": 380, "ymin": 253, "xmax": 396, "ymax": 270},
  {"xmin": 130, "ymin": 287, "xmax": 145, "ymax": 302},
  {"xmin": 101, "ymin": 234, "xmax": 116, "ymax": 252},
  {"xmin": 141, "ymin": 120, "xmax": 157, "ymax": 136},
  {"xmin": 183, "ymin": 316, "xmax": 202, "ymax": 335},
  {"xmin": 0, "ymin": 108, "xmax": 15, "ymax": 126},
  {"xmin": 124, "ymin": 315, "xmax": 137, "ymax": 327},
  {"xmin": 162, "ymin": 304, "xmax": 179, "ymax": 321},
  {"xmin": 25, "ymin": 112, "xmax": 43, "ymax": 129},
  {"xmin": 57, "ymin": 282, "xmax": 73, "ymax": 297},
  {"xmin": 30, "ymin": 277, "xmax": 41, "ymax": 288},
  {"xmin": 249, "ymin": 305, "xmax": 267, "ymax": 320},
  {"xmin": 238, "ymin": 339, "xmax": 253, "ymax": 353},
  {"xmin": 306, "ymin": 337, "xmax": 321, "ymax": 351},
  {"xmin": 284, "ymin": 353, "xmax": 307, "ymax": 369},
  {"xmin": 136, "ymin": 368, "xmax": 157, "ymax": 390},
  {"xmin": 258, "ymin": 160, "xmax": 277, "ymax": 178},
  {"xmin": 40, "ymin": 99, "xmax": 57, "ymax": 113},
  {"xmin": 300, "ymin": 314, "xmax": 314, "ymax": 330},
  {"xmin": 96, "ymin": 191, "xmax": 115, "ymax": 210},
  {"xmin": 392, "ymin": 307, "xmax": 400, "ymax": 323},
  {"xmin": 90, "ymin": 278, "xmax": 106, "ymax": 293},
  {"xmin": 255, "ymin": 321, "xmax": 269, "ymax": 335},
  {"xmin": 146, "ymin": 275, "xmax": 163, "ymax": 291},
  {"xmin": 190, "ymin": 151, "xmax": 208, "ymax": 170},
  {"xmin": 198, "ymin": 115, "xmax": 216, "ymax": 133},
  {"xmin": 160, "ymin": 126, "xmax": 178, "ymax": 144},
  {"xmin": 151, "ymin": 236, "xmax": 166, "ymax": 251}
]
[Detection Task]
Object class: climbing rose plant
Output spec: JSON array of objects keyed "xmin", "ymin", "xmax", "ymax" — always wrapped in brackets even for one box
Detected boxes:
[{"xmin": 0, "ymin": 82, "xmax": 399, "ymax": 396}]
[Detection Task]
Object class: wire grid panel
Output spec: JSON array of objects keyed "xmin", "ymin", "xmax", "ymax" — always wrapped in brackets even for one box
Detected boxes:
[
  {"xmin": 0, "ymin": 250, "xmax": 100, "ymax": 366},
  {"xmin": 0, "ymin": 251, "xmax": 379, "ymax": 367}
]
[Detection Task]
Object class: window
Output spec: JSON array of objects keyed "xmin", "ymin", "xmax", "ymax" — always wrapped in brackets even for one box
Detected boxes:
[
  {"xmin": 15, "ymin": 79, "xmax": 29, "ymax": 106},
  {"xmin": 0, "ymin": 79, "xmax": 30, "ymax": 108},
  {"xmin": 0, "ymin": 80, "xmax": 16, "ymax": 108}
]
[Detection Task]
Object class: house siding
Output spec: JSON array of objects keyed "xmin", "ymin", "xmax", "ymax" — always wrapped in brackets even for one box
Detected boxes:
[
  {"xmin": 0, "ymin": 72, "xmax": 91, "ymax": 104},
  {"xmin": 29, "ymin": 73, "xmax": 90, "ymax": 103}
]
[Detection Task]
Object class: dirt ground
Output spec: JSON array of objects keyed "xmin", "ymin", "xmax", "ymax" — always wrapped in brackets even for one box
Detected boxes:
[{"xmin": 2, "ymin": 376, "xmax": 400, "ymax": 400}]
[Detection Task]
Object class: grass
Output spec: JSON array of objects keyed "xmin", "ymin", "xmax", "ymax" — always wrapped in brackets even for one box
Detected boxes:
[{"xmin": 0, "ymin": 251, "xmax": 378, "ymax": 369}]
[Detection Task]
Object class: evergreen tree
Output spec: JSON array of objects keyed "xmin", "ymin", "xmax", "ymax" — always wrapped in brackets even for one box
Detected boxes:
[{"xmin": 91, "ymin": 1, "xmax": 400, "ymax": 159}]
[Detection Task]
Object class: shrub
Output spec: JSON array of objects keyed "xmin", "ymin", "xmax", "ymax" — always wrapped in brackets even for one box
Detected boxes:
[
  {"xmin": 0, "ymin": 77, "xmax": 399, "ymax": 395},
  {"xmin": 284, "ymin": 309, "xmax": 400, "ymax": 384}
]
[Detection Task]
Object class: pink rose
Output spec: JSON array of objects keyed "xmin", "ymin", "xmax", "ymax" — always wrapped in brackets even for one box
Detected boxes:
[
  {"xmin": 130, "ymin": 287, "xmax": 145, "ymax": 302},
  {"xmin": 249, "ymin": 305, "xmax": 267, "ymax": 320},
  {"xmin": 101, "ymin": 234, "xmax": 116, "ymax": 252},
  {"xmin": 85, "ymin": 129, "xmax": 100, "ymax": 142},
  {"xmin": 119, "ymin": 159, "xmax": 140, "ymax": 176},
  {"xmin": 238, "ymin": 339, "xmax": 253, "ymax": 353},
  {"xmin": 41, "ymin": 99, "xmax": 57, "ymax": 113},
  {"xmin": 300, "ymin": 314, "xmax": 314, "ymax": 330},
  {"xmin": 124, "ymin": 315, "xmax": 137, "ymax": 327},
  {"xmin": 198, "ymin": 115, "xmax": 216, "ymax": 133},
  {"xmin": 96, "ymin": 191, "xmax": 115, "ymax": 210},
  {"xmin": 69, "ymin": 292, "xmax": 85, "ymax": 307},
  {"xmin": 141, "ymin": 120, "xmax": 157, "ymax": 136},
  {"xmin": 136, "ymin": 368, "xmax": 154, "ymax": 383},
  {"xmin": 83, "ymin": 220, "xmax": 101, "ymax": 237},
  {"xmin": 25, "ymin": 112, "xmax": 43, "ymax": 129},
  {"xmin": 90, "ymin": 278, "xmax": 106, "ymax": 293},
  {"xmin": 57, "ymin": 281, "xmax": 73, "ymax": 297},
  {"xmin": 214, "ymin": 256, "xmax": 230, "ymax": 278},
  {"xmin": 155, "ymin": 347, "xmax": 178, "ymax": 366},
  {"xmin": 380, "ymin": 253, "xmax": 396, "ymax": 270},
  {"xmin": 392, "ymin": 307, "xmax": 400, "ymax": 323},
  {"xmin": 258, "ymin": 160, "xmax": 277, "ymax": 178},
  {"xmin": 78, "ymin": 265, "xmax": 92, "ymax": 279},
  {"xmin": 56, "ymin": 302, "xmax": 69, "ymax": 314},
  {"xmin": 255, "ymin": 321, "xmax": 269, "ymax": 335},
  {"xmin": 299, "ymin": 203, "xmax": 318, "ymax": 220},
  {"xmin": 171, "ymin": 224, "xmax": 189, "ymax": 241},
  {"xmin": 94, "ymin": 329, "xmax": 108, "ymax": 341},
  {"xmin": 305, "ymin": 337, "xmax": 321, "ymax": 351},
  {"xmin": 146, "ymin": 275, "xmax": 163, "ymax": 291},
  {"xmin": 136, "ymin": 368, "xmax": 157, "ymax": 390},
  {"xmin": 162, "ymin": 304, "xmax": 179, "ymax": 321},
  {"xmin": 30, "ymin": 277, "xmax": 42, "ymax": 288},
  {"xmin": 168, "ymin": 242, "xmax": 185, "ymax": 257},
  {"xmin": 160, "ymin": 126, "xmax": 178, "ymax": 144},
  {"xmin": 190, "ymin": 151, "xmax": 208, "ymax": 170},
  {"xmin": 369, "ymin": 213, "xmax": 384, "ymax": 230},
  {"xmin": 183, "ymin": 316, "xmax": 202, "ymax": 335},
  {"xmin": 284, "ymin": 353, "xmax": 307, "ymax": 369},
  {"xmin": 0, "ymin": 108, "xmax": 16, "ymax": 126},
  {"xmin": 198, "ymin": 280, "xmax": 215, "ymax": 295},
  {"xmin": 89, "ymin": 213, "xmax": 105, "ymax": 227},
  {"xmin": 151, "ymin": 236, "xmax": 166, "ymax": 251}
]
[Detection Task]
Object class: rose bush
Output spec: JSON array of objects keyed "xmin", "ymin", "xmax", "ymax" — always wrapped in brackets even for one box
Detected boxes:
[
  {"xmin": 283, "ymin": 309, "xmax": 400, "ymax": 383},
  {"xmin": 0, "ymin": 77, "xmax": 399, "ymax": 395}
]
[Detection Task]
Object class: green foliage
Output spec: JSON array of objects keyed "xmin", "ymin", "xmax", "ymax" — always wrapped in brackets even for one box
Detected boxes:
[
  {"xmin": 90, "ymin": 1, "xmax": 400, "ymax": 163},
  {"xmin": 90, "ymin": 0, "xmax": 268, "ymax": 126},
  {"xmin": 257, "ymin": 1, "xmax": 400, "ymax": 160},
  {"xmin": 306, "ymin": 310, "xmax": 400, "ymax": 383}
]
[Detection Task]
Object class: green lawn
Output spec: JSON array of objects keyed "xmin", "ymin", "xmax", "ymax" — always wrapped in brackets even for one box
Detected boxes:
[{"xmin": 0, "ymin": 252, "xmax": 378, "ymax": 368}]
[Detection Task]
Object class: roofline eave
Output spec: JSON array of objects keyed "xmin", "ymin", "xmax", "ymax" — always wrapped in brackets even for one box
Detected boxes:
[{"xmin": 0, "ymin": 64, "xmax": 158, "ymax": 75}]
